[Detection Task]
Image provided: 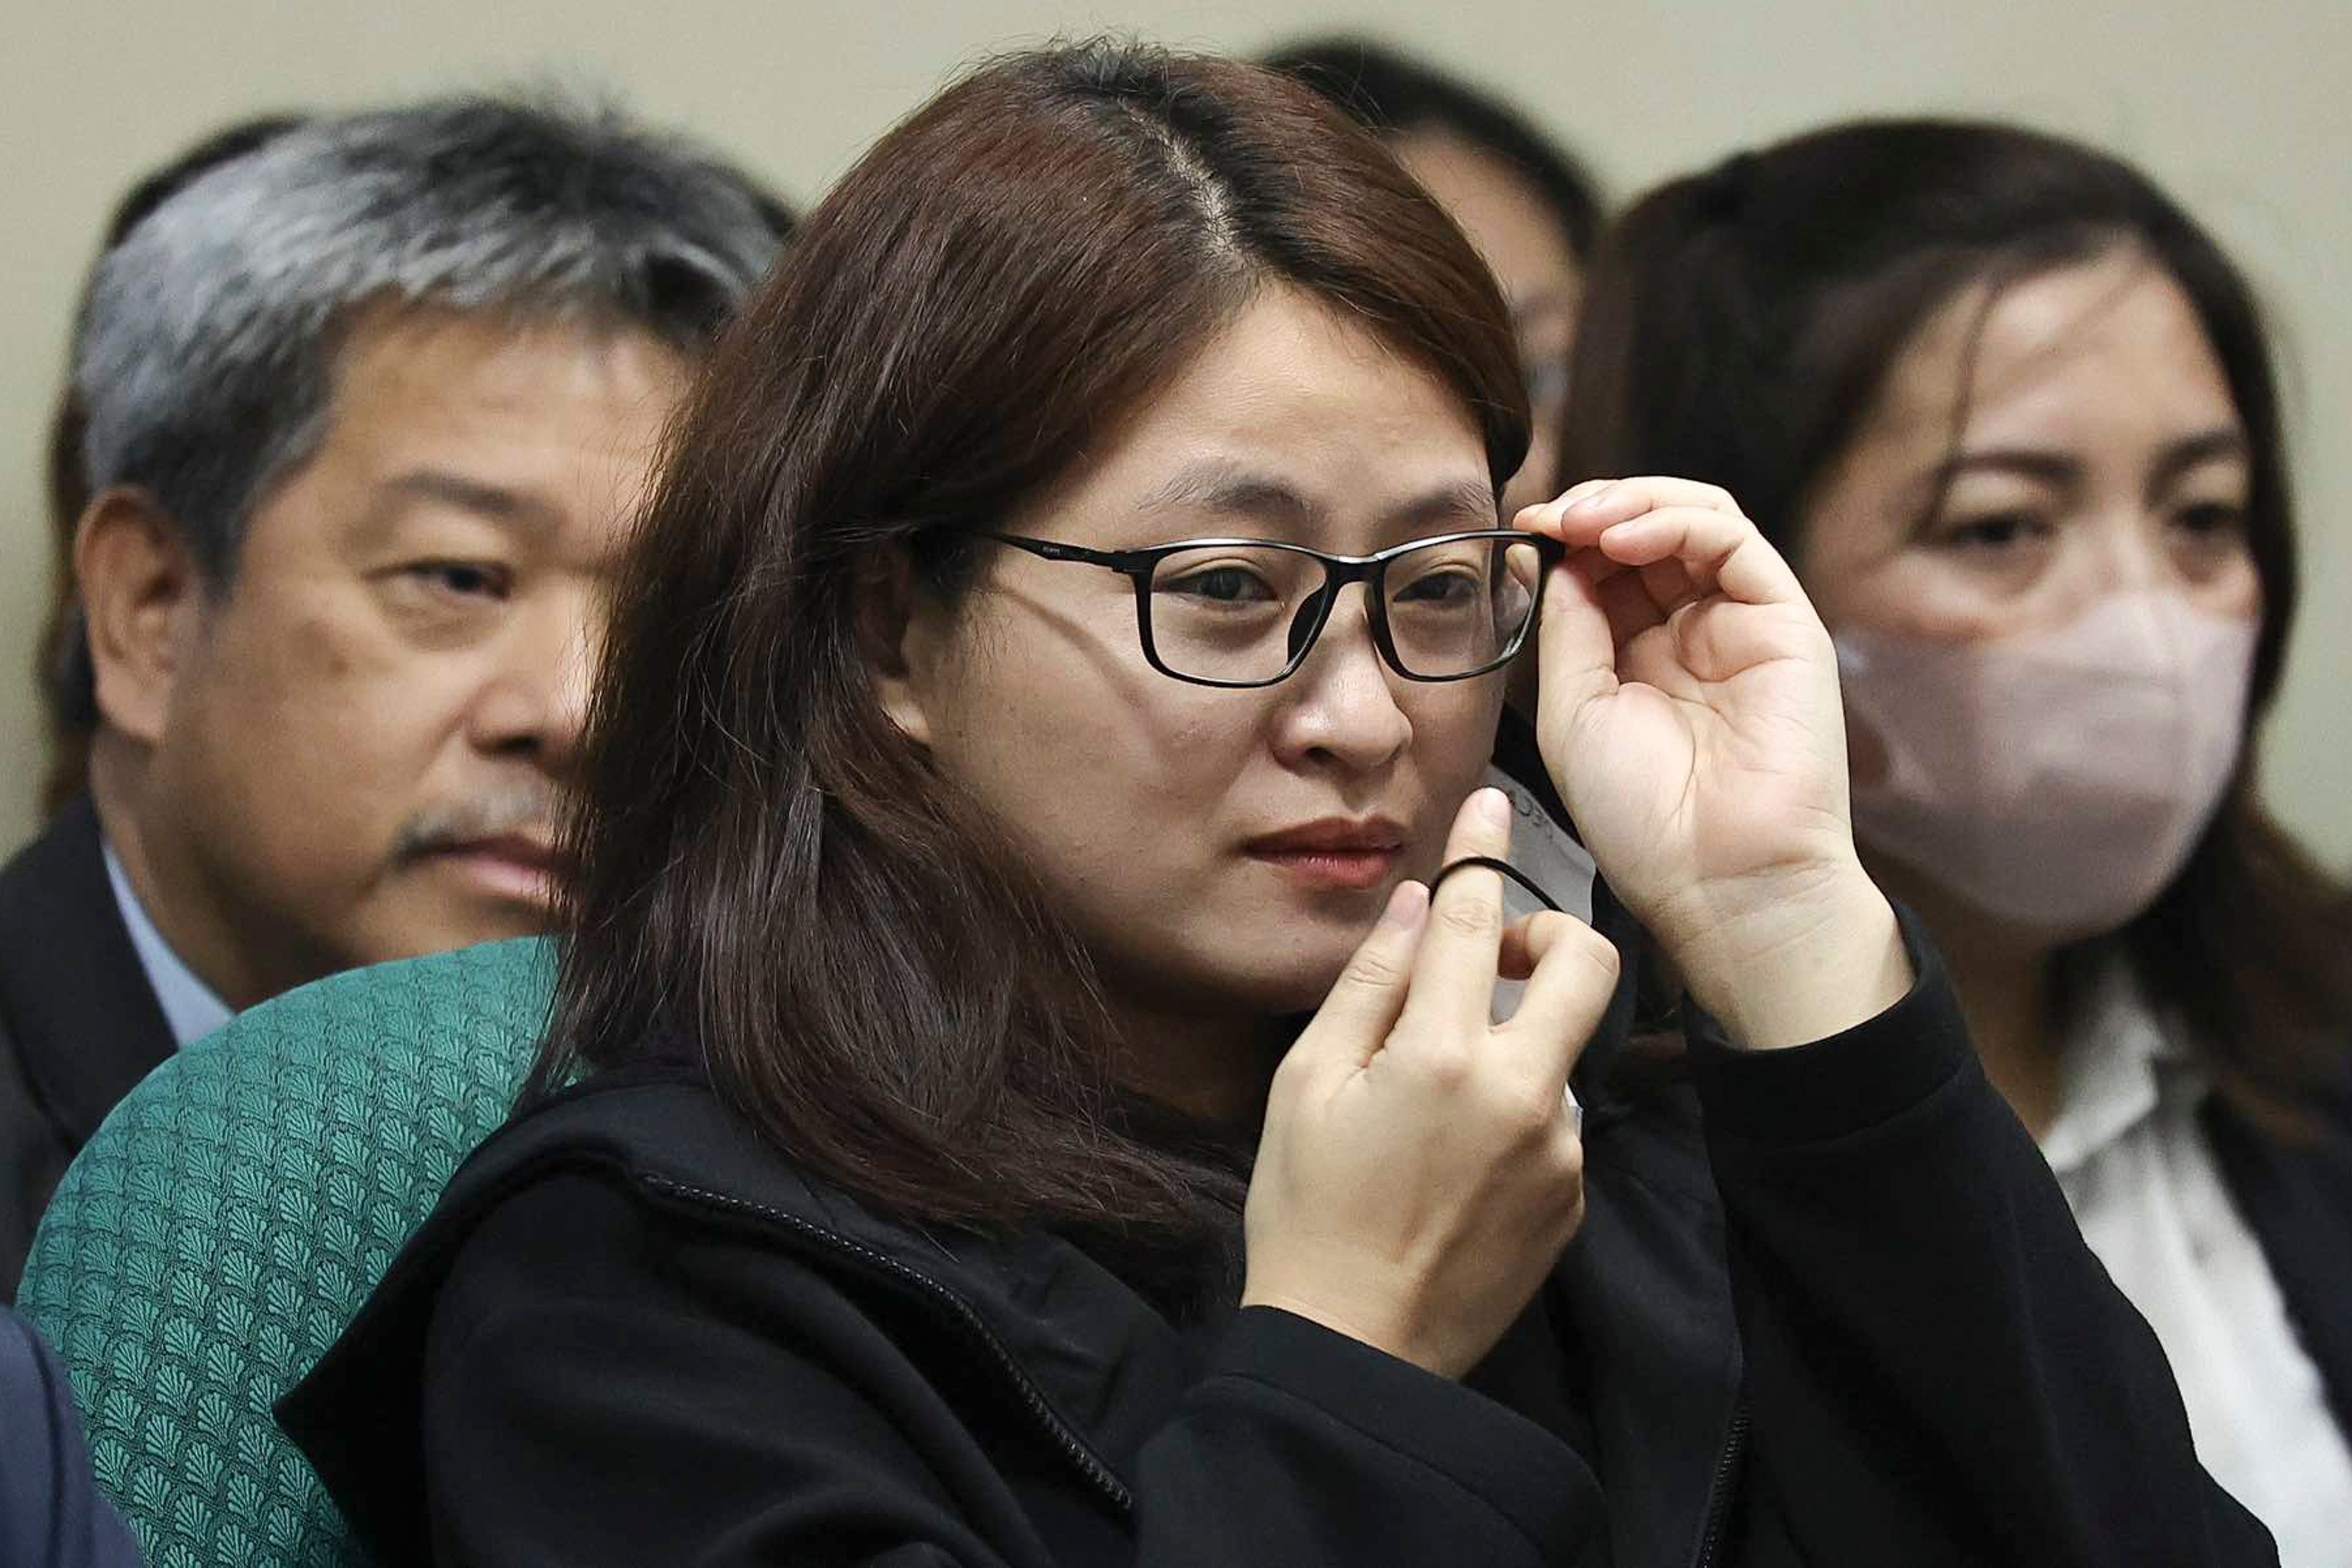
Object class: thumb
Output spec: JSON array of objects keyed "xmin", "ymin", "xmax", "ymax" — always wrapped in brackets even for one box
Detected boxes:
[{"xmin": 1538, "ymin": 558, "xmax": 1619, "ymax": 726}]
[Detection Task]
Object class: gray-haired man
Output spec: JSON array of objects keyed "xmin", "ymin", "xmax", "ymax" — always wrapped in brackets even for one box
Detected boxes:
[{"xmin": 0, "ymin": 99, "xmax": 787, "ymax": 1296}]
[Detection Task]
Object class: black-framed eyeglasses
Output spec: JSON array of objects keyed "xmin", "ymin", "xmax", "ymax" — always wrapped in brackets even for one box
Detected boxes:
[{"xmin": 971, "ymin": 528, "xmax": 1565, "ymax": 689}]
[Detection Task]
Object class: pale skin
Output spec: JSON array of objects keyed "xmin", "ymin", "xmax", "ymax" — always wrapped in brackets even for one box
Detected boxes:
[
  {"xmin": 1797, "ymin": 251, "xmax": 2262, "ymax": 1135},
  {"xmin": 886, "ymin": 288, "xmax": 1910, "ymax": 1380},
  {"xmin": 78, "ymin": 306, "xmax": 686, "ymax": 1009}
]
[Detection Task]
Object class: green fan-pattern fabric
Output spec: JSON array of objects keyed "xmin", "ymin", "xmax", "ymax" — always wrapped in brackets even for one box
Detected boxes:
[{"xmin": 16, "ymin": 936, "xmax": 556, "ymax": 1568}]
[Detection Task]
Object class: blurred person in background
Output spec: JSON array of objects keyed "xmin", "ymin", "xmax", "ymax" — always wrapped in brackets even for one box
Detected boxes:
[
  {"xmin": 1265, "ymin": 37, "xmax": 1602, "ymax": 519},
  {"xmin": 35, "ymin": 114, "xmax": 309, "ymax": 822},
  {"xmin": 0, "ymin": 98, "xmax": 788, "ymax": 1298},
  {"xmin": 1563, "ymin": 117, "xmax": 2352, "ymax": 1563}
]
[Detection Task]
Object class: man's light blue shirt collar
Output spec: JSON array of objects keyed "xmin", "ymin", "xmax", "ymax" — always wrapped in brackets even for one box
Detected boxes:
[{"xmin": 100, "ymin": 840, "xmax": 233, "ymax": 1049}]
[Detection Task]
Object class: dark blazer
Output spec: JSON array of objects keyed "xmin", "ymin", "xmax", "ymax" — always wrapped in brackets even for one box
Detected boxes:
[
  {"xmin": 280, "ymin": 924, "xmax": 2275, "ymax": 1566},
  {"xmin": 0, "ymin": 797, "xmax": 176, "ymax": 1300},
  {"xmin": 0, "ymin": 1306, "xmax": 145, "ymax": 1567}
]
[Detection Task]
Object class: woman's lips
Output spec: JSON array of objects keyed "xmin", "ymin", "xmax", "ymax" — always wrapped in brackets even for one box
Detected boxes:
[
  {"xmin": 1244, "ymin": 819, "xmax": 1408, "ymax": 893},
  {"xmin": 1248, "ymin": 845, "xmax": 1403, "ymax": 891}
]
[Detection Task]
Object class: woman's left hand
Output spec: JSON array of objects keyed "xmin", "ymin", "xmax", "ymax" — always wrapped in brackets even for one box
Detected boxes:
[{"xmin": 1515, "ymin": 477, "xmax": 1910, "ymax": 1049}]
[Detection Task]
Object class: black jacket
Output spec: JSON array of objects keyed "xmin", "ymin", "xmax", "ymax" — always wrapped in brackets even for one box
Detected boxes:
[
  {"xmin": 281, "ymin": 920, "xmax": 2275, "ymax": 1567},
  {"xmin": 0, "ymin": 797, "xmax": 177, "ymax": 1300}
]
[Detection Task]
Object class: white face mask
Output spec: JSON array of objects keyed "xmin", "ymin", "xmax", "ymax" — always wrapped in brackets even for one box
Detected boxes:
[{"xmin": 1834, "ymin": 592, "xmax": 2258, "ymax": 938}]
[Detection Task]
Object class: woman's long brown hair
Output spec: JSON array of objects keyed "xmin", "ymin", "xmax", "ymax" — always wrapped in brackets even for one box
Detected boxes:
[{"xmin": 529, "ymin": 43, "xmax": 1529, "ymax": 1246}]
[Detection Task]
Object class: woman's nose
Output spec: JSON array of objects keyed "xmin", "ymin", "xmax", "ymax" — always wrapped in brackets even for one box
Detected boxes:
[{"xmin": 1270, "ymin": 589, "xmax": 1413, "ymax": 771}]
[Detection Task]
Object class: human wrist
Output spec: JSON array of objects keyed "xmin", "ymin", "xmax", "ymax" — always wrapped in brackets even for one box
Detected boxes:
[
  {"xmin": 1237, "ymin": 1280, "xmax": 1459, "ymax": 1379},
  {"xmin": 1666, "ymin": 870, "xmax": 1913, "ymax": 1051}
]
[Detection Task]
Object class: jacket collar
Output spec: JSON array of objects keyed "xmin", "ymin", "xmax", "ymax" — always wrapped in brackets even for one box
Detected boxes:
[{"xmin": 0, "ymin": 795, "xmax": 177, "ymax": 1148}]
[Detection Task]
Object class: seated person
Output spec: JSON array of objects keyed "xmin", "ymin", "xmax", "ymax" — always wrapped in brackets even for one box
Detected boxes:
[
  {"xmin": 1561, "ymin": 117, "xmax": 2352, "ymax": 1560},
  {"xmin": 0, "ymin": 98, "xmax": 788, "ymax": 1297},
  {"xmin": 281, "ymin": 46, "xmax": 2274, "ymax": 1566}
]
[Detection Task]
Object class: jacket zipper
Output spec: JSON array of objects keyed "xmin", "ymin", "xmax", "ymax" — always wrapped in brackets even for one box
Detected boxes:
[
  {"xmin": 1691, "ymin": 1392, "xmax": 1750, "ymax": 1568},
  {"xmin": 641, "ymin": 1174, "xmax": 1135, "ymax": 1513}
]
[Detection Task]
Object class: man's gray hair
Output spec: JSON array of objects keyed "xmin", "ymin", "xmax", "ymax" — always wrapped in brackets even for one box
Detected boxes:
[{"xmin": 73, "ymin": 95, "xmax": 787, "ymax": 583}]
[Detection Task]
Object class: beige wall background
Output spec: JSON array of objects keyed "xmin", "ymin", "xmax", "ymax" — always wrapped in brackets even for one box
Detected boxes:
[{"xmin": 2, "ymin": 0, "xmax": 2345, "ymax": 865}]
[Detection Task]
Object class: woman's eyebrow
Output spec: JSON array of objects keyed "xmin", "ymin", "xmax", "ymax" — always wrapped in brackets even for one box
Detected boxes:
[
  {"xmin": 1929, "ymin": 446, "xmax": 2082, "ymax": 489},
  {"xmin": 1140, "ymin": 460, "xmax": 1495, "ymax": 533},
  {"xmin": 1392, "ymin": 479, "xmax": 1505, "ymax": 531},
  {"xmin": 1141, "ymin": 462, "xmax": 1319, "ymax": 526},
  {"xmin": 2148, "ymin": 428, "xmax": 2249, "ymax": 496}
]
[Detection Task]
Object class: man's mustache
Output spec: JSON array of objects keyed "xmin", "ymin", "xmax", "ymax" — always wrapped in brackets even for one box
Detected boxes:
[{"xmin": 393, "ymin": 788, "xmax": 568, "ymax": 864}]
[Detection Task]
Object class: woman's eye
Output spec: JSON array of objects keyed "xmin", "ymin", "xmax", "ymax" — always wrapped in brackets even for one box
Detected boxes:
[
  {"xmin": 2173, "ymin": 500, "xmax": 2248, "ymax": 540},
  {"xmin": 1394, "ymin": 568, "xmax": 1482, "ymax": 607},
  {"xmin": 405, "ymin": 561, "xmax": 511, "ymax": 601},
  {"xmin": 1164, "ymin": 566, "xmax": 1274, "ymax": 604},
  {"xmin": 1936, "ymin": 513, "xmax": 2051, "ymax": 553}
]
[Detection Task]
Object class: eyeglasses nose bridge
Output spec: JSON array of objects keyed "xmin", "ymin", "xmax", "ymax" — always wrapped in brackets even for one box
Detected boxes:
[{"xmin": 1285, "ymin": 562, "xmax": 1393, "ymax": 679}]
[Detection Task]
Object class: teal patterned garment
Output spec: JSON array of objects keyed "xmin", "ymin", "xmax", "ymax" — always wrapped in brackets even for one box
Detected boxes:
[{"xmin": 16, "ymin": 937, "xmax": 556, "ymax": 1568}]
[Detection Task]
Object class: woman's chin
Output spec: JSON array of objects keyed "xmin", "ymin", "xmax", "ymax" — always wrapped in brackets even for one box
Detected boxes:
[{"xmin": 1217, "ymin": 947, "xmax": 1362, "ymax": 1017}]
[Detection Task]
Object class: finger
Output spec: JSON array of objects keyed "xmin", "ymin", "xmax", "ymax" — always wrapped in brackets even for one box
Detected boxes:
[
  {"xmin": 1501, "ymin": 912, "xmax": 1621, "ymax": 1098},
  {"xmin": 1537, "ymin": 560, "xmax": 1622, "ymax": 723},
  {"xmin": 1517, "ymin": 476, "xmax": 1742, "ymax": 544},
  {"xmin": 1510, "ymin": 477, "xmax": 1616, "ymax": 535},
  {"xmin": 1594, "ymin": 563, "xmax": 1668, "ymax": 649},
  {"xmin": 1499, "ymin": 910, "xmax": 1548, "ymax": 981},
  {"xmin": 1633, "ymin": 556, "xmax": 1700, "ymax": 618},
  {"xmin": 1300, "ymin": 879, "xmax": 1430, "ymax": 1069},
  {"xmin": 1562, "ymin": 476, "xmax": 1743, "ymax": 531},
  {"xmin": 1588, "ymin": 502, "xmax": 1807, "ymax": 612},
  {"xmin": 1395, "ymin": 788, "xmax": 1514, "ymax": 1045},
  {"xmin": 1557, "ymin": 524, "xmax": 1703, "ymax": 626}
]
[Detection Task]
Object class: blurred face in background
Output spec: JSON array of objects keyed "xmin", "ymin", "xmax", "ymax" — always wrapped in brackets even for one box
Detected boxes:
[
  {"xmin": 96, "ymin": 308, "xmax": 688, "ymax": 1006},
  {"xmin": 1392, "ymin": 129, "xmax": 1581, "ymax": 519},
  {"xmin": 1802, "ymin": 251, "xmax": 2260, "ymax": 644},
  {"xmin": 1794, "ymin": 250, "xmax": 2263, "ymax": 939}
]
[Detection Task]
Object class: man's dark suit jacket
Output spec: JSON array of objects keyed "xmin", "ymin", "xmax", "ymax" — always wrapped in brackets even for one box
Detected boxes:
[{"xmin": 0, "ymin": 797, "xmax": 175, "ymax": 1301}]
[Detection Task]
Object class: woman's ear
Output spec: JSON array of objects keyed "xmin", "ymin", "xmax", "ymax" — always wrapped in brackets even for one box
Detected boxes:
[{"xmin": 858, "ymin": 545, "xmax": 943, "ymax": 749}]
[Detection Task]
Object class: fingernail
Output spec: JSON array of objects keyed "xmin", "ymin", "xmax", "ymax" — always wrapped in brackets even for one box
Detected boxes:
[
  {"xmin": 1475, "ymin": 786, "xmax": 1513, "ymax": 829},
  {"xmin": 1383, "ymin": 880, "xmax": 1429, "ymax": 929}
]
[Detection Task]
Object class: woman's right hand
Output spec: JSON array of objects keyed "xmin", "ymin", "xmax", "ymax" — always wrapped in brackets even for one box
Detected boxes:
[{"xmin": 1240, "ymin": 787, "xmax": 1619, "ymax": 1379}]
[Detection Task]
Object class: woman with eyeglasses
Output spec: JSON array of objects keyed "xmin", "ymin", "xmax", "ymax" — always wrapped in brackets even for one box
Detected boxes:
[
  {"xmin": 1560, "ymin": 119, "xmax": 2352, "ymax": 1564},
  {"xmin": 282, "ymin": 48, "xmax": 2274, "ymax": 1567}
]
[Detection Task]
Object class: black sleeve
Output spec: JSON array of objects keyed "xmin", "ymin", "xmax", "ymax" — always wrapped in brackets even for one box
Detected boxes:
[
  {"xmin": 423, "ymin": 1173, "xmax": 1596, "ymax": 1568},
  {"xmin": 1687, "ymin": 924, "xmax": 2277, "ymax": 1567},
  {"xmin": 0, "ymin": 1308, "xmax": 146, "ymax": 1568}
]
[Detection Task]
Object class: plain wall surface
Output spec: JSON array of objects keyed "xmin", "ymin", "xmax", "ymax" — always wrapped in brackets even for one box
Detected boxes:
[{"xmin": 2, "ymin": 0, "xmax": 2344, "ymax": 865}]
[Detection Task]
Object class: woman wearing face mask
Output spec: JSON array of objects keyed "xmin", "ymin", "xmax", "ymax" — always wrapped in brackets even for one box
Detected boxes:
[
  {"xmin": 1564, "ymin": 119, "xmax": 2352, "ymax": 1562},
  {"xmin": 280, "ymin": 54, "xmax": 2272, "ymax": 1566}
]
